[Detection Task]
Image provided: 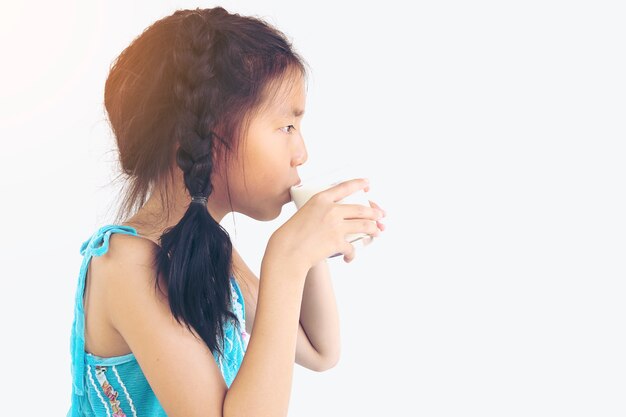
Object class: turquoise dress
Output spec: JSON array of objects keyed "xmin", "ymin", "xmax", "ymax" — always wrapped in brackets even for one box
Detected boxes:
[{"xmin": 68, "ymin": 225, "xmax": 250, "ymax": 417}]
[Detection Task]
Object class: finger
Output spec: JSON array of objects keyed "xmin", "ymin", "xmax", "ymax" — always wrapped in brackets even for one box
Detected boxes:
[
  {"xmin": 337, "ymin": 203, "xmax": 384, "ymax": 220},
  {"xmin": 325, "ymin": 178, "xmax": 369, "ymax": 203},
  {"xmin": 341, "ymin": 240, "xmax": 356, "ymax": 263},
  {"xmin": 343, "ymin": 245, "xmax": 356, "ymax": 263},
  {"xmin": 368, "ymin": 200, "xmax": 386, "ymax": 217},
  {"xmin": 362, "ymin": 236, "xmax": 375, "ymax": 246},
  {"xmin": 343, "ymin": 219, "xmax": 380, "ymax": 236}
]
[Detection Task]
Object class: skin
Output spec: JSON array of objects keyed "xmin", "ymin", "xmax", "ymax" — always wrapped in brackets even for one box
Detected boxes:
[{"xmin": 85, "ymin": 70, "xmax": 386, "ymax": 370}]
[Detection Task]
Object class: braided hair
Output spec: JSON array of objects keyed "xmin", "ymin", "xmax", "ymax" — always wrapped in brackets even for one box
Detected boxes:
[{"xmin": 104, "ymin": 7, "xmax": 309, "ymax": 360}]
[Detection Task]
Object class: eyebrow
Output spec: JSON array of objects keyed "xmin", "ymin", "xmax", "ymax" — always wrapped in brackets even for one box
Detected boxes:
[{"xmin": 282, "ymin": 108, "xmax": 305, "ymax": 117}]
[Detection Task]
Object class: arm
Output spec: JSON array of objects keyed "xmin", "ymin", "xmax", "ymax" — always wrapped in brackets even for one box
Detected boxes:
[
  {"xmin": 102, "ymin": 234, "xmax": 309, "ymax": 417},
  {"xmin": 298, "ymin": 259, "xmax": 341, "ymax": 369},
  {"xmin": 224, "ymin": 240, "xmax": 310, "ymax": 417},
  {"xmin": 232, "ymin": 247, "xmax": 339, "ymax": 372}
]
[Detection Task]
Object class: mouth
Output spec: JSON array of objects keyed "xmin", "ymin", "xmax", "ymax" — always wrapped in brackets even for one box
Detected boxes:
[{"xmin": 284, "ymin": 179, "xmax": 301, "ymax": 203}]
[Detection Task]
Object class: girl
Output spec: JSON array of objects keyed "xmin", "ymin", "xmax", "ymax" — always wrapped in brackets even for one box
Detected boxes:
[{"xmin": 68, "ymin": 6, "xmax": 386, "ymax": 417}]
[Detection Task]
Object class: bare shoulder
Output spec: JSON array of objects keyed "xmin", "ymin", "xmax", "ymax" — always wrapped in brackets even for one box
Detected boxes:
[
  {"xmin": 91, "ymin": 232, "xmax": 228, "ymax": 417},
  {"xmin": 89, "ymin": 233, "xmax": 163, "ymax": 307},
  {"xmin": 102, "ymin": 233, "xmax": 160, "ymax": 271},
  {"xmin": 83, "ymin": 233, "xmax": 160, "ymax": 356}
]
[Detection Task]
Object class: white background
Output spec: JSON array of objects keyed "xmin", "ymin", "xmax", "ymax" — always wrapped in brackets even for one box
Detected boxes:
[{"xmin": 1, "ymin": 0, "xmax": 624, "ymax": 415}]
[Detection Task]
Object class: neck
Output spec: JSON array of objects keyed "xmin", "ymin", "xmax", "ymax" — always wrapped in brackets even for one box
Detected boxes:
[{"xmin": 122, "ymin": 171, "xmax": 230, "ymax": 242}]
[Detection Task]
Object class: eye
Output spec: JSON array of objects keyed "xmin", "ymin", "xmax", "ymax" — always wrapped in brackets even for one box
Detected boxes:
[{"xmin": 280, "ymin": 125, "xmax": 296, "ymax": 134}]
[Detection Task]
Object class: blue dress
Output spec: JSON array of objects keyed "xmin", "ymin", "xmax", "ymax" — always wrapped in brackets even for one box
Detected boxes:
[{"xmin": 67, "ymin": 224, "xmax": 250, "ymax": 417}]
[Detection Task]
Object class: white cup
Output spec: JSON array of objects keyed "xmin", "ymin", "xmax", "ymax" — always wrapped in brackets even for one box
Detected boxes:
[{"xmin": 289, "ymin": 178, "xmax": 373, "ymax": 258}]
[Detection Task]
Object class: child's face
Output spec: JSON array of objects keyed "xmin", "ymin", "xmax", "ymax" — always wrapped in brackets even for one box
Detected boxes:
[{"xmin": 222, "ymin": 72, "xmax": 308, "ymax": 221}]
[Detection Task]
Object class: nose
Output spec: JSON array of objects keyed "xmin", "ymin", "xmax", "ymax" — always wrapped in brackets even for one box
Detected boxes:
[{"xmin": 292, "ymin": 135, "xmax": 308, "ymax": 167}]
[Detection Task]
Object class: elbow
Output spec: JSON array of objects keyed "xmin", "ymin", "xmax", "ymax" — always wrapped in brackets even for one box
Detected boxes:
[{"xmin": 315, "ymin": 353, "xmax": 340, "ymax": 372}]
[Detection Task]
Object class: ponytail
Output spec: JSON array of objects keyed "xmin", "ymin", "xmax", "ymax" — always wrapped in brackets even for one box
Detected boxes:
[
  {"xmin": 155, "ymin": 186, "xmax": 239, "ymax": 361},
  {"xmin": 153, "ymin": 10, "xmax": 243, "ymax": 361}
]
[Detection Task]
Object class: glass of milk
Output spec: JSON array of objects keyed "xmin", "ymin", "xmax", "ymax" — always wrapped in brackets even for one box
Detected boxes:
[{"xmin": 289, "ymin": 166, "xmax": 375, "ymax": 258}]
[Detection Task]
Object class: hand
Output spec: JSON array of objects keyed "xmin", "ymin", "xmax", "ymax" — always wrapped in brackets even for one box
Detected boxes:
[{"xmin": 269, "ymin": 178, "xmax": 385, "ymax": 268}]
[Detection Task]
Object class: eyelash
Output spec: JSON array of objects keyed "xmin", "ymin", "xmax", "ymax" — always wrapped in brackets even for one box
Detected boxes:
[{"xmin": 281, "ymin": 125, "xmax": 296, "ymax": 134}]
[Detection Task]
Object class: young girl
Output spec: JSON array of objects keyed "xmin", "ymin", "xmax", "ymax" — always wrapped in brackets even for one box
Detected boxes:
[{"xmin": 68, "ymin": 7, "xmax": 386, "ymax": 417}]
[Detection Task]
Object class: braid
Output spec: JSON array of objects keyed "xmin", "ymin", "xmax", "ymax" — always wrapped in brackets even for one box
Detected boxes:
[
  {"xmin": 155, "ymin": 9, "xmax": 240, "ymax": 361},
  {"xmin": 173, "ymin": 12, "xmax": 217, "ymax": 199}
]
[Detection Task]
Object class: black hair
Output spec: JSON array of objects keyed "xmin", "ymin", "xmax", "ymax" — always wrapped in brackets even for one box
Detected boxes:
[{"xmin": 104, "ymin": 6, "xmax": 309, "ymax": 360}]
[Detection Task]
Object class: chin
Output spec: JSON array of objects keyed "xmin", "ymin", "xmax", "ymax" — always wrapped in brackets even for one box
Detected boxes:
[
  {"xmin": 249, "ymin": 204, "xmax": 283, "ymax": 222},
  {"xmin": 247, "ymin": 193, "xmax": 291, "ymax": 221}
]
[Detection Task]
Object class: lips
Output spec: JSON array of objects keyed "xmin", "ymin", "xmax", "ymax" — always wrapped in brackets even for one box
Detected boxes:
[{"xmin": 285, "ymin": 180, "xmax": 300, "ymax": 202}]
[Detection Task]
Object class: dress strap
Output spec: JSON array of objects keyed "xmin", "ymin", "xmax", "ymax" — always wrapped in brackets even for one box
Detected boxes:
[
  {"xmin": 70, "ymin": 225, "xmax": 138, "ymax": 405},
  {"xmin": 79, "ymin": 224, "xmax": 138, "ymax": 257}
]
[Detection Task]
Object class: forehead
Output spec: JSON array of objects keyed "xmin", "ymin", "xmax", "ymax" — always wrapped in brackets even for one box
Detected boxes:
[{"xmin": 259, "ymin": 72, "xmax": 306, "ymax": 118}]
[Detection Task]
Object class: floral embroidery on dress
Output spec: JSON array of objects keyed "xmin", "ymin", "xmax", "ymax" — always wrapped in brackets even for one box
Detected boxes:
[
  {"xmin": 95, "ymin": 366, "xmax": 127, "ymax": 417},
  {"xmin": 230, "ymin": 280, "xmax": 250, "ymax": 350},
  {"xmin": 240, "ymin": 328, "xmax": 250, "ymax": 350}
]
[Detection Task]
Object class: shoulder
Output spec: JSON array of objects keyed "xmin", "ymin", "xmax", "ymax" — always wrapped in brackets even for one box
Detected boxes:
[
  {"xmin": 89, "ymin": 232, "xmax": 229, "ymax": 416},
  {"xmin": 104, "ymin": 232, "xmax": 160, "ymax": 267},
  {"xmin": 94, "ymin": 232, "xmax": 170, "ymax": 328},
  {"xmin": 90, "ymin": 233, "xmax": 165, "ymax": 317},
  {"xmin": 92, "ymin": 233, "xmax": 164, "ymax": 303}
]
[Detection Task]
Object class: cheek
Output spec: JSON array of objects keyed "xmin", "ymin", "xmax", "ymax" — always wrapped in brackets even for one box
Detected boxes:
[
  {"xmin": 254, "ymin": 154, "xmax": 283, "ymax": 180},
  {"xmin": 241, "ymin": 142, "xmax": 287, "ymax": 191},
  {"xmin": 240, "ymin": 162, "xmax": 276, "ymax": 199}
]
